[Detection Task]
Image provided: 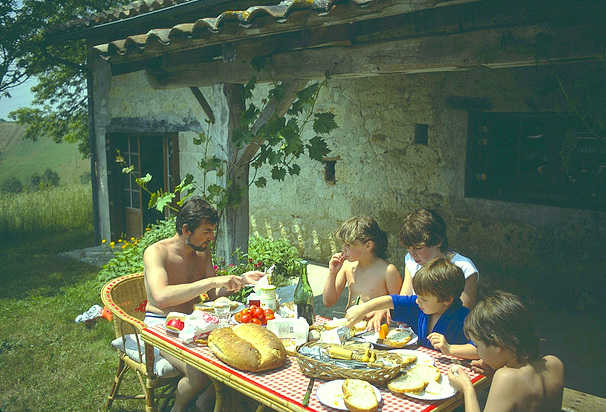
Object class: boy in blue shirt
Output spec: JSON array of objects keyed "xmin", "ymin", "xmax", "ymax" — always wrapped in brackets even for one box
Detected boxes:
[{"xmin": 345, "ymin": 257, "xmax": 479, "ymax": 359}]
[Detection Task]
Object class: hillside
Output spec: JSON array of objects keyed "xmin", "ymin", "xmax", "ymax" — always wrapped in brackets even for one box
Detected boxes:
[{"xmin": 0, "ymin": 122, "xmax": 89, "ymax": 185}]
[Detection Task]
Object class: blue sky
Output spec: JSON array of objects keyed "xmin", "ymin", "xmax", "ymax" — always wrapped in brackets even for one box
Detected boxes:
[{"xmin": 0, "ymin": 78, "xmax": 36, "ymax": 121}]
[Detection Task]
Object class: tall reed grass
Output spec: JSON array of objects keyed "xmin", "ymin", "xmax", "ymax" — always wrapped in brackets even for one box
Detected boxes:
[{"xmin": 0, "ymin": 184, "xmax": 93, "ymax": 235}]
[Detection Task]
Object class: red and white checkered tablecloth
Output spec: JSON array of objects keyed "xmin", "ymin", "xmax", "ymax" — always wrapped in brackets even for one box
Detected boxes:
[{"xmin": 144, "ymin": 324, "xmax": 485, "ymax": 412}]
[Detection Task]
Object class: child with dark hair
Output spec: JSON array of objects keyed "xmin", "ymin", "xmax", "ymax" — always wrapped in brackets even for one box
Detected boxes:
[
  {"xmin": 323, "ymin": 216, "xmax": 402, "ymax": 331},
  {"xmin": 345, "ymin": 257, "xmax": 479, "ymax": 359},
  {"xmin": 399, "ymin": 208, "xmax": 479, "ymax": 309},
  {"xmin": 448, "ymin": 291, "xmax": 564, "ymax": 412}
]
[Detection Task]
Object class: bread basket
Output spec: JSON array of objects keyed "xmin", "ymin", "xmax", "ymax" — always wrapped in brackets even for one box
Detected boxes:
[{"xmin": 295, "ymin": 342, "xmax": 404, "ymax": 386}]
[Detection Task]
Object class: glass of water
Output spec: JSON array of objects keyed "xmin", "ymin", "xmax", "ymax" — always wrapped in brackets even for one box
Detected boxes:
[{"xmin": 213, "ymin": 303, "xmax": 231, "ymax": 328}]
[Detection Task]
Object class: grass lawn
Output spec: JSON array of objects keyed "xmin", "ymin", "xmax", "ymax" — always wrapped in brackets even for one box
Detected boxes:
[{"xmin": 0, "ymin": 230, "xmax": 141, "ymax": 412}]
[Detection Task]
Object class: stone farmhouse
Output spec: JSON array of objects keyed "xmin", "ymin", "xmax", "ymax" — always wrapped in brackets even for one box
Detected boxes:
[{"xmin": 51, "ymin": 0, "xmax": 605, "ymax": 299}]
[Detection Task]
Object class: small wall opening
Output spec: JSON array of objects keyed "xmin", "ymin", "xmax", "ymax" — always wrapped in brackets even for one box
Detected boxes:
[
  {"xmin": 414, "ymin": 124, "xmax": 429, "ymax": 145},
  {"xmin": 322, "ymin": 157, "xmax": 339, "ymax": 185}
]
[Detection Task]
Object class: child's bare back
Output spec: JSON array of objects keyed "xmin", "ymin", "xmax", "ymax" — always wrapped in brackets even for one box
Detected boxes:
[{"xmin": 487, "ymin": 355, "xmax": 564, "ymax": 412}]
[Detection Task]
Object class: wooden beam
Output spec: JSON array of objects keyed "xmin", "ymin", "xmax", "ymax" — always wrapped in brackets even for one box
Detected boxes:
[
  {"xmin": 146, "ymin": 22, "xmax": 604, "ymax": 88},
  {"xmin": 189, "ymin": 87, "xmax": 215, "ymax": 124}
]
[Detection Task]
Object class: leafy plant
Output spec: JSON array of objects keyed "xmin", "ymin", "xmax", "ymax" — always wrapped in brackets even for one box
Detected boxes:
[
  {"xmin": 247, "ymin": 236, "xmax": 301, "ymax": 285},
  {"xmin": 96, "ymin": 217, "xmax": 176, "ymax": 285}
]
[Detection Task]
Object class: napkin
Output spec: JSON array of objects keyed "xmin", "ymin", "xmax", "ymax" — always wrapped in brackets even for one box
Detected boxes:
[
  {"xmin": 253, "ymin": 264, "xmax": 275, "ymax": 292},
  {"xmin": 179, "ymin": 311, "xmax": 219, "ymax": 343}
]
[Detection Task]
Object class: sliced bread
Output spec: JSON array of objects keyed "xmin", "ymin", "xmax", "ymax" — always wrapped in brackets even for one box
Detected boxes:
[
  {"xmin": 342, "ymin": 379, "xmax": 378, "ymax": 412},
  {"xmin": 380, "ymin": 328, "xmax": 413, "ymax": 348},
  {"xmin": 387, "ymin": 364, "xmax": 441, "ymax": 394}
]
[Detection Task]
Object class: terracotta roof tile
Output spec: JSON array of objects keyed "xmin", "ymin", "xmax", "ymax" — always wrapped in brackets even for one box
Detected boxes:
[{"xmin": 91, "ymin": 0, "xmax": 386, "ymax": 60}]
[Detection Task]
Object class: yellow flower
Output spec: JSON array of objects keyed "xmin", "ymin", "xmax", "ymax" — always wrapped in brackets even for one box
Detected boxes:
[
  {"xmin": 118, "ymin": 239, "xmax": 122, "ymax": 243},
  {"xmin": 101, "ymin": 239, "xmax": 106, "ymax": 244},
  {"xmin": 110, "ymin": 241, "xmax": 115, "ymax": 246},
  {"xmin": 121, "ymin": 244, "xmax": 126, "ymax": 249}
]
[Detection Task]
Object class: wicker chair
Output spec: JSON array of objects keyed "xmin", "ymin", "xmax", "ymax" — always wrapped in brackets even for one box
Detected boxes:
[{"xmin": 101, "ymin": 273, "xmax": 181, "ymax": 412}]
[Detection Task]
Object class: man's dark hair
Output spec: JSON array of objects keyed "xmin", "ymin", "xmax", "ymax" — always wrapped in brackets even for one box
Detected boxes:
[{"xmin": 175, "ymin": 197, "xmax": 219, "ymax": 235}]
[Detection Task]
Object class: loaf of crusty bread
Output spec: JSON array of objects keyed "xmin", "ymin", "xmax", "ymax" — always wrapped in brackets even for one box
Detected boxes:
[
  {"xmin": 342, "ymin": 379, "xmax": 378, "ymax": 412},
  {"xmin": 208, "ymin": 323, "xmax": 286, "ymax": 372},
  {"xmin": 387, "ymin": 364, "xmax": 441, "ymax": 394}
]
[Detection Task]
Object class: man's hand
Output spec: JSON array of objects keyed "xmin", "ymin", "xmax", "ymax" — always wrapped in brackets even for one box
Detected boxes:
[
  {"xmin": 328, "ymin": 253, "xmax": 345, "ymax": 274},
  {"xmin": 427, "ymin": 332, "xmax": 451, "ymax": 355},
  {"xmin": 218, "ymin": 275, "xmax": 245, "ymax": 292},
  {"xmin": 241, "ymin": 271, "xmax": 265, "ymax": 285}
]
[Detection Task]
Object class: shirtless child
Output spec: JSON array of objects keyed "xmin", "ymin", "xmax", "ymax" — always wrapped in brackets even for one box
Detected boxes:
[
  {"xmin": 448, "ymin": 291, "xmax": 564, "ymax": 412},
  {"xmin": 144, "ymin": 197, "xmax": 264, "ymax": 412},
  {"xmin": 323, "ymin": 216, "xmax": 402, "ymax": 331}
]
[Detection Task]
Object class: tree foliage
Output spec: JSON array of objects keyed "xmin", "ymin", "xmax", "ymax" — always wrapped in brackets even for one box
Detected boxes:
[{"xmin": 0, "ymin": 0, "xmax": 130, "ymax": 155}]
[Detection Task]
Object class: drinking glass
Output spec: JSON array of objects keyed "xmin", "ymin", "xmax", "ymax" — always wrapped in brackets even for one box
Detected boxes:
[{"xmin": 213, "ymin": 303, "xmax": 231, "ymax": 328}]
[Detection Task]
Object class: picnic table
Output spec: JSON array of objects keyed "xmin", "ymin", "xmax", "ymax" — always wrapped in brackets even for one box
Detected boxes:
[{"xmin": 141, "ymin": 318, "xmax": 489, "ymax": 412}]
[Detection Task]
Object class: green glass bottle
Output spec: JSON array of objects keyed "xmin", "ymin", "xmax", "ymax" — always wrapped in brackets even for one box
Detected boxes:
[{"xmin": 293, "ymin": 259, "xmax": 314, "ymax": 326}]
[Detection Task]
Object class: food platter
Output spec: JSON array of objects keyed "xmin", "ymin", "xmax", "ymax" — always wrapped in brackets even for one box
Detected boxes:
[
  {"xmin": 401, "ymin": 375, "xmax": 457, "ymax": 401},
  {"xmin": 316, "ymin": 379, "xmax": 381, "ymax": 410},
  {"xmin": 194, "ymin": 301, "xmax": 245, "ymax": 314},
  {"xmin": 358, "ymin": 326, "xmax": 418, "ymax": 349},
  {"xmin": 387, "ymin": 348, "xmax": 434, "ymax": 370}
]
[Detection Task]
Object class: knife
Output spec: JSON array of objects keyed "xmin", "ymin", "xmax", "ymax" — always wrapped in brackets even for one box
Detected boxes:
[{"xmin": 302, "ymin": 377, "xmax": 315, "ymax": 407}]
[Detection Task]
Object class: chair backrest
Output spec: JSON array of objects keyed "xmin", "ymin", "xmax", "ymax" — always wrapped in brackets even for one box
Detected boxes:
[{"xmin": 101, "ymin": 273, "xmax": 148, "ymax": 339}]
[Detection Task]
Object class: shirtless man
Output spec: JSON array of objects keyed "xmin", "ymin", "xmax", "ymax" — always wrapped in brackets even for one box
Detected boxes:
[{"xmin": 144, "ymin": 197, "xmax": 264, "ymax": 412}]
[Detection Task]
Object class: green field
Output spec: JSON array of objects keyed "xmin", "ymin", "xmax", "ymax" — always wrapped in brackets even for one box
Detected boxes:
[{"xmin": 0, "ymin": 122, "xmax": 89, "ymax": 185}]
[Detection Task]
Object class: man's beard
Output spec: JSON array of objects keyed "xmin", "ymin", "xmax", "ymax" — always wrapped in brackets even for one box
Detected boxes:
[{"xmin": 186, "ymin": 239, "xmax": 208, "ymax": 252}]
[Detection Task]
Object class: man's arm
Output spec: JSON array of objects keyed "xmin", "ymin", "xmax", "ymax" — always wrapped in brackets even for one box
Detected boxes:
[{"xmin": 144, "ymin": 246, "xmax": 242, "ymax": 309}]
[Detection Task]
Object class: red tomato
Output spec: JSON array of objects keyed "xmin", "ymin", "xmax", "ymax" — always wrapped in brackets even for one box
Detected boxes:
[
  {"xmin": 234, "ymin": 312, "xmax": 242, "ymax": 323},
  {"xmin": 240, "ymin": 314, "xmax": 251, "ymax": 324},
  {"xmin": 253, "ymin": 307, "xmax": 265, "ymax": 319},
  {"xmin": 264, "ymin": 308, "xmax": 274, "ymax": 316},
  {"xmin": 265, "ymin": 313, "xmax": 275, "ymax": 321},
  {"xmin": 251, "ymin": 318, "xmax": 263, "ymax": 325},
  {"xmin": 249, "ymin": 305, "xmax": 259, "ymax": 312},
  {"xmin": 167, "ymin": 318, "xmax": 185, "ymax": 330}
]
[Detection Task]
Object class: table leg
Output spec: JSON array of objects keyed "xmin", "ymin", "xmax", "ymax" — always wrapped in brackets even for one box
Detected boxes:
[{"xmin": 210, "ymin": 377, "xmax": 224, "ymax": 412}]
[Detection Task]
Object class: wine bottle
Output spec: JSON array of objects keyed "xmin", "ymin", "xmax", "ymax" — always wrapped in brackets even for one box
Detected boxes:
[{"xmin": 293, "ymin": 259, "xmax": 314, "ymax": 326}]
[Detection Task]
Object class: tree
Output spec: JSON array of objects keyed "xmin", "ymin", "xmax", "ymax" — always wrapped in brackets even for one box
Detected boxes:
[{"xmin": 0, "ymin": 0, "xmax": 129, "ymax": 156}]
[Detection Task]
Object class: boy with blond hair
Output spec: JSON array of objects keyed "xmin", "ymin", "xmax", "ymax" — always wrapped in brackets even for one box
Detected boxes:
[
  {"xmin": 323, "ymin": 215, "xmax": 402, "ymax": 331},
  {"xmin": 448, "ymin": 291, "xmax": 564, "ymax": 412},
  {"xmin": 346, "ymin": 257, "xmax": 479, "ymax": 359}
]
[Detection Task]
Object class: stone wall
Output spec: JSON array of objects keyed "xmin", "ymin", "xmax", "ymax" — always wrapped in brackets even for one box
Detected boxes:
[{"xmin": 100, "ymin": 64, "xmax": 605, "ymax": 309}]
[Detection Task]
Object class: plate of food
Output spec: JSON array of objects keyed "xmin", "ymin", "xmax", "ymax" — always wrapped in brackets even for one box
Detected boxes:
[
  {"xmin": 388, "ymin": 348, "xmax": 434, "ymax": 369},
  {"xmin": 387, "ymin": 365, "xmax": 456, "ymax": 401},
  {"xmin": 316, "ymin": 379, "xmax": 381, "ymax": 411},
  {"xmin": 359, "ymin": 326, "xmax": 418, "ymax": 349},
  {"xmin": 194, "ymin": 297, "xmax": 244, "ymax": 314}
]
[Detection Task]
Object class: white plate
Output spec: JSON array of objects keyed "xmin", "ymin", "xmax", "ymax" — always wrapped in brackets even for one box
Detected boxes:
[
  {"xmin": 316, "ymin": 379, "xmax": 381, "ymax": 411},
  {"xmin": 359, "ymin": 327, "xmax": 418, "ymax": 349},
  {"xmin": 388, "ymin": 349, "xmax": 434, "ymax": 369},
  {"xmin": 196, "ymin": 301, "xmax": 245, "ymax": 314},
  {"xmin": 401, "ymin": 375, "xmax": 457, "ymax": 401}
]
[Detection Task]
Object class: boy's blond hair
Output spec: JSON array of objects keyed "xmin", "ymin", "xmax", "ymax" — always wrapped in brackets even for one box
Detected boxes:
[
  {"xmin": 399, "ymin": 208, "xmax": 448, "ymax": 252},
  {"xmin": 464, "ymin": 291, "xmax": 540, "ymax": 362},
  {"xmin": 334, "ymin": 215, "xmax": 388, "ymax": 259},
  {"xmin": 412, "ymin": 257, "xmax": 465, "ymax": 303}
]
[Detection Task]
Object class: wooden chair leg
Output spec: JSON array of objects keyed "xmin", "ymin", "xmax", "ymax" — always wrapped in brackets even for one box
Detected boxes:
[{"xmin": 107, "ymin": 358, "xmax": 127, "ymax": 409}]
